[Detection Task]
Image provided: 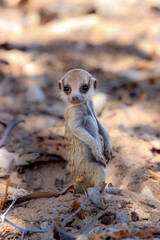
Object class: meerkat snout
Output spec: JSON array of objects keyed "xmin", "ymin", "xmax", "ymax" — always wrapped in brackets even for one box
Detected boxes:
[
  {"xmin": 59, "ymin": 68, "xmax": 97, "ymax": 104},
  {"xmin": 72, "ymin": 96, "xmax": 80, "ymax": 103}
]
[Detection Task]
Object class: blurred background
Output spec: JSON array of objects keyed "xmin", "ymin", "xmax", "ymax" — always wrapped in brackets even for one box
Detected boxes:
[
  {"xmin": 0, "ymin": 0, "xmax": 160, "ymax": 198},
  {"xmin": 0, "ymin": 0, "xmax": 160, "ymax": 107}
]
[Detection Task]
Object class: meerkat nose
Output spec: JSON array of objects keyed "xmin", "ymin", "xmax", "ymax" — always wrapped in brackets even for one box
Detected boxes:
[{"xmin": 72, "ymin": 96, "xmax": 79, "ymax": 102}]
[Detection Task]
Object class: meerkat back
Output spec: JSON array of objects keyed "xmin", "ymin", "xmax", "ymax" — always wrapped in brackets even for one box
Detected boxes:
[{"xmin": 59, "ymin": 69, "xmax": 112, "ymax": 192}]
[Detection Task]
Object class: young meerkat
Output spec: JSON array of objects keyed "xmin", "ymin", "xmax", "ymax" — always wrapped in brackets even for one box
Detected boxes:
[{"xmin": 59, "ymin": 69, "xmax": 112, "ymax": 192}]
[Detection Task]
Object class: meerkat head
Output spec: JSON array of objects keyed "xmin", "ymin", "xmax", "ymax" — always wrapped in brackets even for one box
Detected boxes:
[{"xmin": 58, "ymin": 69, "xmax": 97, "ymax": 104}]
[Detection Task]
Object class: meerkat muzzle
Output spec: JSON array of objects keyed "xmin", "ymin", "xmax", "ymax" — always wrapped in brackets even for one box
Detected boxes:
[{"xmin": 72, "ymin": 96, "xmax": 80, "ymax": 103}]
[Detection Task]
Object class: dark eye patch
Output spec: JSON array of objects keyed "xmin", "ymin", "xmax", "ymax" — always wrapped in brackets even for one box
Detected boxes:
[
  {"xmin": 81, "ymin": 84, "xmax": 89, "ymax": 93},
  {"xmin": 63, "ymin": 85, "xmax": 71, "ymax": 94}
]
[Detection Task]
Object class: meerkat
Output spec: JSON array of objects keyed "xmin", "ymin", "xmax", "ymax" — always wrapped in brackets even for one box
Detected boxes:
[{"xmin": 59, "ymin": 69, "xmax": 112, "ymax": 192}]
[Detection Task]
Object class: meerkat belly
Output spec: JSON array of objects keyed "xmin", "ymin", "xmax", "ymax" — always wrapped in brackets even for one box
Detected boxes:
[
  {"xmin": 65, "ymin": 122, "xmax": 105, "ymax": 189},
  {"xmin": 65, "ymin": 128, "xmax": 91, "ymax": 166}
]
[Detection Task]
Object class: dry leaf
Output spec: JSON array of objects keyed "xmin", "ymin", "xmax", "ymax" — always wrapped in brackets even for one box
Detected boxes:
[
  {"xmin": 90, "ymin": 236, "xmax": 104, "ymax": 240},
  {"xmin": 76, "ymin": 176, "xmax": 85, "ymax": 183},
  {"xmin": 90, "ymin": 232, "xmax": 107, "ymax": 240},
  {"xmin": 107, "ymin": 230, "xmax": 130, "ymax": 238},
  {"xmin": 72, "ymin": 200, "xmax": 84, "ymax": 219}
]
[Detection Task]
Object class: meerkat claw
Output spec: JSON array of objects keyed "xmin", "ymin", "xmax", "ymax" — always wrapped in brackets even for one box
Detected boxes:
[{"xmin": 104, "ymin": 149, "xmax": 113, "ymax": 163}]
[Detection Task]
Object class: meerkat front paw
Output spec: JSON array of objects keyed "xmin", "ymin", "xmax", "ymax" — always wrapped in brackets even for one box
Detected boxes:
[
  {"xmin": 91, "ymin": 146, "xmax": 106, "ymax": 167},
  {"xmin": 104, "ymin": 145, "xmax": 113, "ymax": 163}
]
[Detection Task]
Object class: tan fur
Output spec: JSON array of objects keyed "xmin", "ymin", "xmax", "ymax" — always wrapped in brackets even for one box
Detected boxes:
[
  {"xmin": 65, "ymin": 106, "xmax": 106, "ymax": 192},
  {"xmin": 59, "ymin": 69, "xmax": 112, "ymax": 193}
]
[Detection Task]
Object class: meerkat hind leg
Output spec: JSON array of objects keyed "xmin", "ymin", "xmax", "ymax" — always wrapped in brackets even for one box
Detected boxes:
[{"xmin": 73, "ymin": 165, "xmax": 106, "ymax": 193}]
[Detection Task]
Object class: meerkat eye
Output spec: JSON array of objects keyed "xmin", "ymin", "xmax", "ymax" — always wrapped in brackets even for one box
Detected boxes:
[
  {"xmin": 81, "ymin": 84, "xmax": 89, "ymax": 93},
  {"xmin": 63, "ymin": 85, "xmax": 71, "ymax": 94}
]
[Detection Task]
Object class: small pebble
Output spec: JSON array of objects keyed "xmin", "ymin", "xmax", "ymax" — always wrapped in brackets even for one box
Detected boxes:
[
  {"xmin": 117, "ymin": 203, "xmax": 122, "ymax": 208},
  {"xmin": 101, "ymin": 212, "xmax": 115, "ymax": 225},
  {"xmin": 87, "ymin": 187, "xmax": 106, "ymax": 209},
  {"xmin": 108, "ymin": 183, "xmax": 113, "ymax": 188},
  {"xmin": 131, "ymin": 211, "xmax": 139, "ymax": 222},
  {"xmin": 141, "ymin": 185, "xmax": 154, "ymax": 199},
  {"xmin": 116, "ymin": 211, "xmax": 129, "ymax": 224},
  {"xmin": 105, "ymin": 187, "xmax": 122, "ymax": 195},
  {"xmin": 40, "ymin": 221, "xmax": 49, "ymax": 230}
]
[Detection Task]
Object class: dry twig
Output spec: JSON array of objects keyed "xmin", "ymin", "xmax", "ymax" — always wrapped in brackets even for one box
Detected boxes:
[
  {"xmin": 6, "ymin": 185, "xmax": 74, "ymax": 206},
  {"xmin": 54, "ymin": 222, "xmax": 76, "ymax": 240},
  {"xmin": 80, "ymin": 212, "xmax": 103, "ymax": 235},
  {"xmin": 0, "ymin": 119, "xmax": 24, "ymax": 148},
  {"xmin": 0, "ymin": 197, "xmax": 59, "ymax": 240},
  {"xmin": 0, "ymin": 179, "xmax": 10, "ymax": 210},
  {"xmin": 2, "ymin": 189, "xmax": 90, "ymax": 239},
  {"xmin": 0, "ymin": 120, "xmax": 7, "ymax": 128},
  {"xmin": 7, "ymin": 191, "xmax": 59, "ymax": 206}
]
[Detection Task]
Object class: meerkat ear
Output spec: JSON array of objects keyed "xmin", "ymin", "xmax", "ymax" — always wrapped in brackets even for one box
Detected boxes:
[
  {"xmin": 58, "ymin": 78, "xmax": 64, "ymax": 90},
  {"xmin": 93, "ymin": 78, "xmax": 97, "ymax": 90}
]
